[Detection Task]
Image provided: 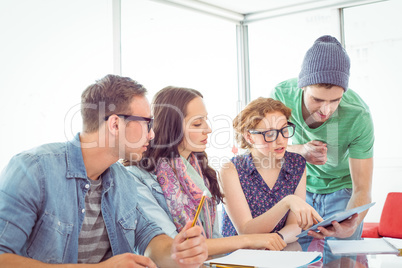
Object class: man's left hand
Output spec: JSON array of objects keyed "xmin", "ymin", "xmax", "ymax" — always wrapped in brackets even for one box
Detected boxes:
[{"xmin": 307, "ymin": 213, "xmax": 359, "ymax": 239}]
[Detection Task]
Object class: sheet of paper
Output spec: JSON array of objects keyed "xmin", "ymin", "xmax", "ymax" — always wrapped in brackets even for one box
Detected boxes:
[
  {"xmin": 205, "ymin": 249, "xmax": 322, "ymax": 268},
  {"xmin": 297, "ymin": 202, "xmax": 376, "ymax": 238},
  {"xmin": 369, "ymin": 254, "xmax": 402, "ymax": 268},
  {"xmin": 383, "ymin": 237, "xmax": 402, "ymax": 249},
  {"xmin": 328, "ymin": 238, "xmax": 399, "ymax": 255}
]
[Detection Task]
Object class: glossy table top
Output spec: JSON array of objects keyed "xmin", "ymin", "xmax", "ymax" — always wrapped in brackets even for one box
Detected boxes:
[
  {"xmin": 287, "ymin": 237, "xmax": 402, "ymax": 268},
  {"xmin": 204, "ymin": 237, "xmax": 402, "ymax": 267}
]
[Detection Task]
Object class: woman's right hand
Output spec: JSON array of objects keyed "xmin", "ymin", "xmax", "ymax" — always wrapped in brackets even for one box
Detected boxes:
[
  {"xmin": 244, "ymin": 233, "xmax": 287, "ymax": 251},
  {"xmin": 284, "ymin": 195, "xmax": 323, "ymax": 230}
]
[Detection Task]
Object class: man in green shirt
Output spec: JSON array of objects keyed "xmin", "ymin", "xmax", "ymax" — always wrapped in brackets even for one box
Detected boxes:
[{"xmin": 271, "ymin": 35, "xmax": 374, "ymax": 241}]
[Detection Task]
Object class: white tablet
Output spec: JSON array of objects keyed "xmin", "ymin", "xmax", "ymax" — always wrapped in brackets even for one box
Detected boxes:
[{"xmin": 296, "ymin": 202, "xmax": 376, "ymax": 238}]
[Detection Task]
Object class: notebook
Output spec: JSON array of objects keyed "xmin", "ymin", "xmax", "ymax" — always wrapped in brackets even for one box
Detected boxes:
[{"xmin": 204, "ymin": 249, "xmax": 322, "ymax": 268}]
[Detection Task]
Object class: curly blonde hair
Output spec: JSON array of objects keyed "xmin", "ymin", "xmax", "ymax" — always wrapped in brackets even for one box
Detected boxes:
[{"xmin": 233, "ymin": 97, "xmax": 291, "ymax": 149}]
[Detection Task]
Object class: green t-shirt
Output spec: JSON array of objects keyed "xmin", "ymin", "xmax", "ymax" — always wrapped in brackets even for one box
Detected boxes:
[{"xmin": 271, "ymin": 78, "xmax": 374, "ymax": 194}]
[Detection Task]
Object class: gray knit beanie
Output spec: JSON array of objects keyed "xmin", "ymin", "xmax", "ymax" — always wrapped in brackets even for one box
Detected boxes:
[{"xmin": 298, "ymin": 35, "xmax": 350, "ymax": 91}]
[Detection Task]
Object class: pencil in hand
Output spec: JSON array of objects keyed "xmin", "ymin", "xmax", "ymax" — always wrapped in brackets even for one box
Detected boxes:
[{"xmin": 191, "ymin": 190, "xmax": 207, "ymax": 227}]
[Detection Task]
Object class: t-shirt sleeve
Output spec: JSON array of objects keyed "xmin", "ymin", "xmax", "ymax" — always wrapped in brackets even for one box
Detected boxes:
[
  {"xmin": 270, "ymin": 78, "xmax": 297, "ymax": 102},
  {"xmin": 349, "ymin": 111, "xmax": 374, "ymax": 159},
  {"xmin": 270, "ymin": 83, "xmax": 284, "ymax": 101}
]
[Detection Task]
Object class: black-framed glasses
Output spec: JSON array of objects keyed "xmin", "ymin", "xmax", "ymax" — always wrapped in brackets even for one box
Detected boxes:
[
  {"xmin": 248, "ymin": 122, "xmax": 296, "ymax": 143},
  {"xmin": 104, "ymin": 114, "xmax": 154, "ymax": 132}
]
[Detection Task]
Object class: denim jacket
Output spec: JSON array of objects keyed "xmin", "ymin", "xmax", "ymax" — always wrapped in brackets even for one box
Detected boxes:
[
  {"xmin": 126, "ymin": 166, "xmax": 221, "ymax": 239},
  {"xmin": 0, "ymin": 134, "xmax": 163, "ymax": 264}
]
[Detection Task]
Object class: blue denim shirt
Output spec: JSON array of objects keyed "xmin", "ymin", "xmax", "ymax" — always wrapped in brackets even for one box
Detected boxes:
[
  {"xmin": 126, "ymin": 166, "xmax": 221, "ymax": 239},
  {"xmin": 0, "ymin": 134, "xmax": 163, "ymax": 264}
]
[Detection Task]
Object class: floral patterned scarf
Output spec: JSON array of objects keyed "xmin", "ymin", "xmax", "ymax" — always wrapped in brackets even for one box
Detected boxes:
[{"xmin": 156, "ymin": 153, "xmax": 216, "ymax": 238}]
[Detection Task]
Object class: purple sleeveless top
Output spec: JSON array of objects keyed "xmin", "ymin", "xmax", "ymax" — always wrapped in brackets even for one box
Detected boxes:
[{"xmin": 221, "ymin": 151, "xmax": 306, "ymax": 236}]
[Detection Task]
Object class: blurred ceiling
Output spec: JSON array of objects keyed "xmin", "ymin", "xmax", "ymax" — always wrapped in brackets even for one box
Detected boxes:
[{"xmin": 153, "ymin": 0, "xmax": 387, "ymax": 23}]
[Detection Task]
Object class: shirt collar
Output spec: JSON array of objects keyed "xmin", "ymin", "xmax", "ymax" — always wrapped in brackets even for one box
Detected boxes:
[
  {"xmin": 65, "ymin": 133, "xmax": 115, "ymax": 192},
  {"xmin": 66, "ymin": 133, "xmax": 88, "ymax": 179}
]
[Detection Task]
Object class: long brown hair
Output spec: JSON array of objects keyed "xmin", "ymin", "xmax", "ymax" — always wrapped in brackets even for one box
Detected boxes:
[{"xmin": 140, "ymin": 86, "xmax": 223, "ymax": 203}]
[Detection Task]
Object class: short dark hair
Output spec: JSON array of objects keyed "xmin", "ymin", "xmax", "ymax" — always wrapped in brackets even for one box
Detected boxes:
[
  {"xmin": 313, "ymin": 83, "xmax": 337, "ymax": 89},
  {"xmin": 81, "ymin": 74, "xmax": 147, "ymax": 133}
]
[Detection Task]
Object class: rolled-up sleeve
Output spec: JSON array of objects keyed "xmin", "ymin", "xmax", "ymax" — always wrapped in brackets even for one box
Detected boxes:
[
  {"xmin": 133, "ymin": 205, "xmax": 164, "ymax": 255},
  {"xmin": 0, "ymin": 154, "xmax": 43, "ymax": 255}
]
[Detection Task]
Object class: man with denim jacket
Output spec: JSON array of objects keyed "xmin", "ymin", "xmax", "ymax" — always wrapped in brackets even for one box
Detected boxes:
[{"xmin": 0, "ymin": 74, "xmax": 207, "ymax": 267}]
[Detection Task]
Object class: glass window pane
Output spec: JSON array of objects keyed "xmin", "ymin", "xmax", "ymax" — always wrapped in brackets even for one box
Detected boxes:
[
  {"xmin": 248, "ymin": 8, "xmax": 341, "ymax": 100},
  {"xmin": 0, "ymin": 0, "xmax": 113, "ymax": 170},
  {"xmin": 121, "ymin": 0, "xmax": 238, "ymax": 167},
  {"xmin": 344, "ymin": 0, "xmax": 402, "ymax": 221}
]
